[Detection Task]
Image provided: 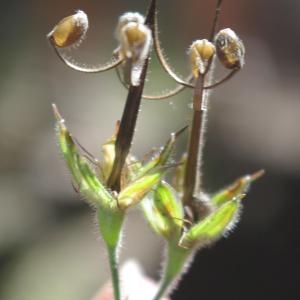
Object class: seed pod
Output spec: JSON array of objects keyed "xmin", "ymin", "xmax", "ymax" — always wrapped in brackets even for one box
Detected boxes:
[
  {"xmin": 48, "ymin": 10, "xmax": 89, "ymax": 48},
  {"xmin": 215, "ymin": 28, "xmax": 245, "ymax": 69},
  {"xmin": 189, "ymin": 39, "xmax": 216, "ymax": 76}
]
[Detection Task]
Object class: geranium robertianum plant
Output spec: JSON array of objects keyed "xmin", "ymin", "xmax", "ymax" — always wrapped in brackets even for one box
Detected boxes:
[{"xmin": 47, "ymin": 1, "xmax": 264, "ymax": 299}]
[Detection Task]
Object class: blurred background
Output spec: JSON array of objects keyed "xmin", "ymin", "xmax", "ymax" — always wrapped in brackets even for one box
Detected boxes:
[{"xmin": 0, "ymin": 0, "xmax": 299, "ymax": 299}]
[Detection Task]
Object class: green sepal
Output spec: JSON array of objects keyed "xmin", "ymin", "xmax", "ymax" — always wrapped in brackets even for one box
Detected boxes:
[
  {"xmin": 53, "ymin": 104, "xmax": 116, "ymax": 209},
  {"xmin": 118, "ymin": 170, "xmax": 163, "ymax": 210},
  {"xmin": 211, "ymin": 170, "xmax": 264, "ymax": 207},
  {"xmin": 117, "ymin": 128, "xmax": 186, "ymax": 210},
  {"xmin": 136, "ymin": 126, "xmax": 187, "ymax": 178},
  {"xmin": 97, "ymin": 206, "xmax": 124, "ymax": 248},
  {"xmin": 178, "ymin": 196, "xmax": 243, "ymax": 249},
  {"xmin": 141, "ymin": 182, "xmax": 184, "ymax": 240}
]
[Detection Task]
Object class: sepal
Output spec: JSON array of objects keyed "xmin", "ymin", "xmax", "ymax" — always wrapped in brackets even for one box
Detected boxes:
[
  {"xmin": 53, "ymin": 104, "xmax": 116, "ymax": 209},
  {"xmin": 178, "ymin": 196, "xmax": 243, "ymax": 249},
  {"xmin": 141, "ymin": 182, "xmax": 184, "ymax": 240},
  {"xmin": 211, "ymin": 170, "xmax": 264, "ymax": 207}
]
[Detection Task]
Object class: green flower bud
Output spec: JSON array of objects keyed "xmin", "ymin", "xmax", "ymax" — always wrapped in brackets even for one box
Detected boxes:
[{"xmin": 115, "ymin": 12, "xmax": 152, "ymax": 86}]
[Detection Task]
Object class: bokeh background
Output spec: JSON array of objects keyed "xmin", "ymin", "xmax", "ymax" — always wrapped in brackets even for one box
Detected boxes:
[{"xmin": 0, "ymin": 0, "xmax": 299, "ymax": 299}]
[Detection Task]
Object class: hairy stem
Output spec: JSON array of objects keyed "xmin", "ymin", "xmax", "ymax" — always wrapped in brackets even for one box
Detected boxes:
[
  {"xmin": 97, "ymin": 208, "xmax": 124, "ymax": 300},
  {"xmin": 107, "ymin": 245, "xmax": 121, "ymax": 300},
  {"xmin": 153, "ymin": 243, "xmax": 192, "ymax": 300}
]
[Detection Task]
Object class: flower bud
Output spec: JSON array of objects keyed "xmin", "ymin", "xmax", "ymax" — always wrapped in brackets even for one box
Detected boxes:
[
  {"xmin": 115, "ymin": 12, "xmax": 152, "ymax": 86},
  {"xmin": 189, "ymin": 39, "xmax": 216, "ymax": 76},
  {"xmin": 115, "ymin": 12, "xmax": 145, "ymax": 37},
  {"xmin": 118, "ymin": 22, "xmax": 152, "ymax": 63},
  {"xmin": 215, "ymin": 28, "xmax": 245, "ymax": 69},
  {"xmin": 48, "ymin": 10, "xmax": 88, "ymax": 48}
]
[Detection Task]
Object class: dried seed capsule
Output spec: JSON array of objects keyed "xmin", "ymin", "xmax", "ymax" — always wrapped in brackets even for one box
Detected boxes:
[
  {"xmin": 189, "ymin": 39, "xmax": 216, "ymax": 76},
  {"xmin": 215, "ymin": 28, "xmax": 245, "ymax": 69},
  {"xmin": 47, "ymin": 10, "xmax": 88, "ymax": 48}
]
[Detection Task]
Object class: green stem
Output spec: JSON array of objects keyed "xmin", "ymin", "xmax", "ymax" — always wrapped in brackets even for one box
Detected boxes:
[
  {"xmin": 107, "ymin": 245, "xmax": 121, "ymax": 300},
  {"xmin": 153, "ymin": 243, "xmax": 192, "ymax": 300},
  {"xmin": 97, "ymin": 208, "xmax": 124, "ymax": 300}
]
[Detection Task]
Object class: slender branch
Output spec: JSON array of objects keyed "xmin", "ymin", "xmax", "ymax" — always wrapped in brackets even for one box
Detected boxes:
[
  {"xmin": 116, "ymin": 64, "xmax": 193, "ymax": 100},
  {"xmin": 204, "ymin": 68, "xmax": 239, "ymax": 89},
  {"xmin": 142, "ymin": 84, "xmax": 188, "ymax": 100},
  {"xmin": 152, "ymin": 2, "xmax": 193, "ymax": 88},
  {"xmin": 209, "ymin": 0, "xmax": 223, "ymax": 42}
]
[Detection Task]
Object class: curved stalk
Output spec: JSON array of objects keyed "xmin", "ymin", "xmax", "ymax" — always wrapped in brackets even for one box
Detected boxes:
[
  {"xmin": 50, "ymin": 43, "xmax": 123, "ymax": 73},
  {"xmin": 204, "ymin": 68, "xmax": 239, "ymax": 90},
  {"xmin": 115, "ymin": 64, "xmax": 191, "ymax": 100},
  {"xmin": 152, "ymin": 2, "xmax": 193, "ymax": 88}
]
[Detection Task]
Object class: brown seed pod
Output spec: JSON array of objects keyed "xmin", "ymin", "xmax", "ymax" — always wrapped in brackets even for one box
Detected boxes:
[
  {"xmin": 47, "ymin": 10, "xmax": 88, "ymax": 48},
  {"xmin": 215, "ymin": 28, "xmax": 245, "ymax": 69}
]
